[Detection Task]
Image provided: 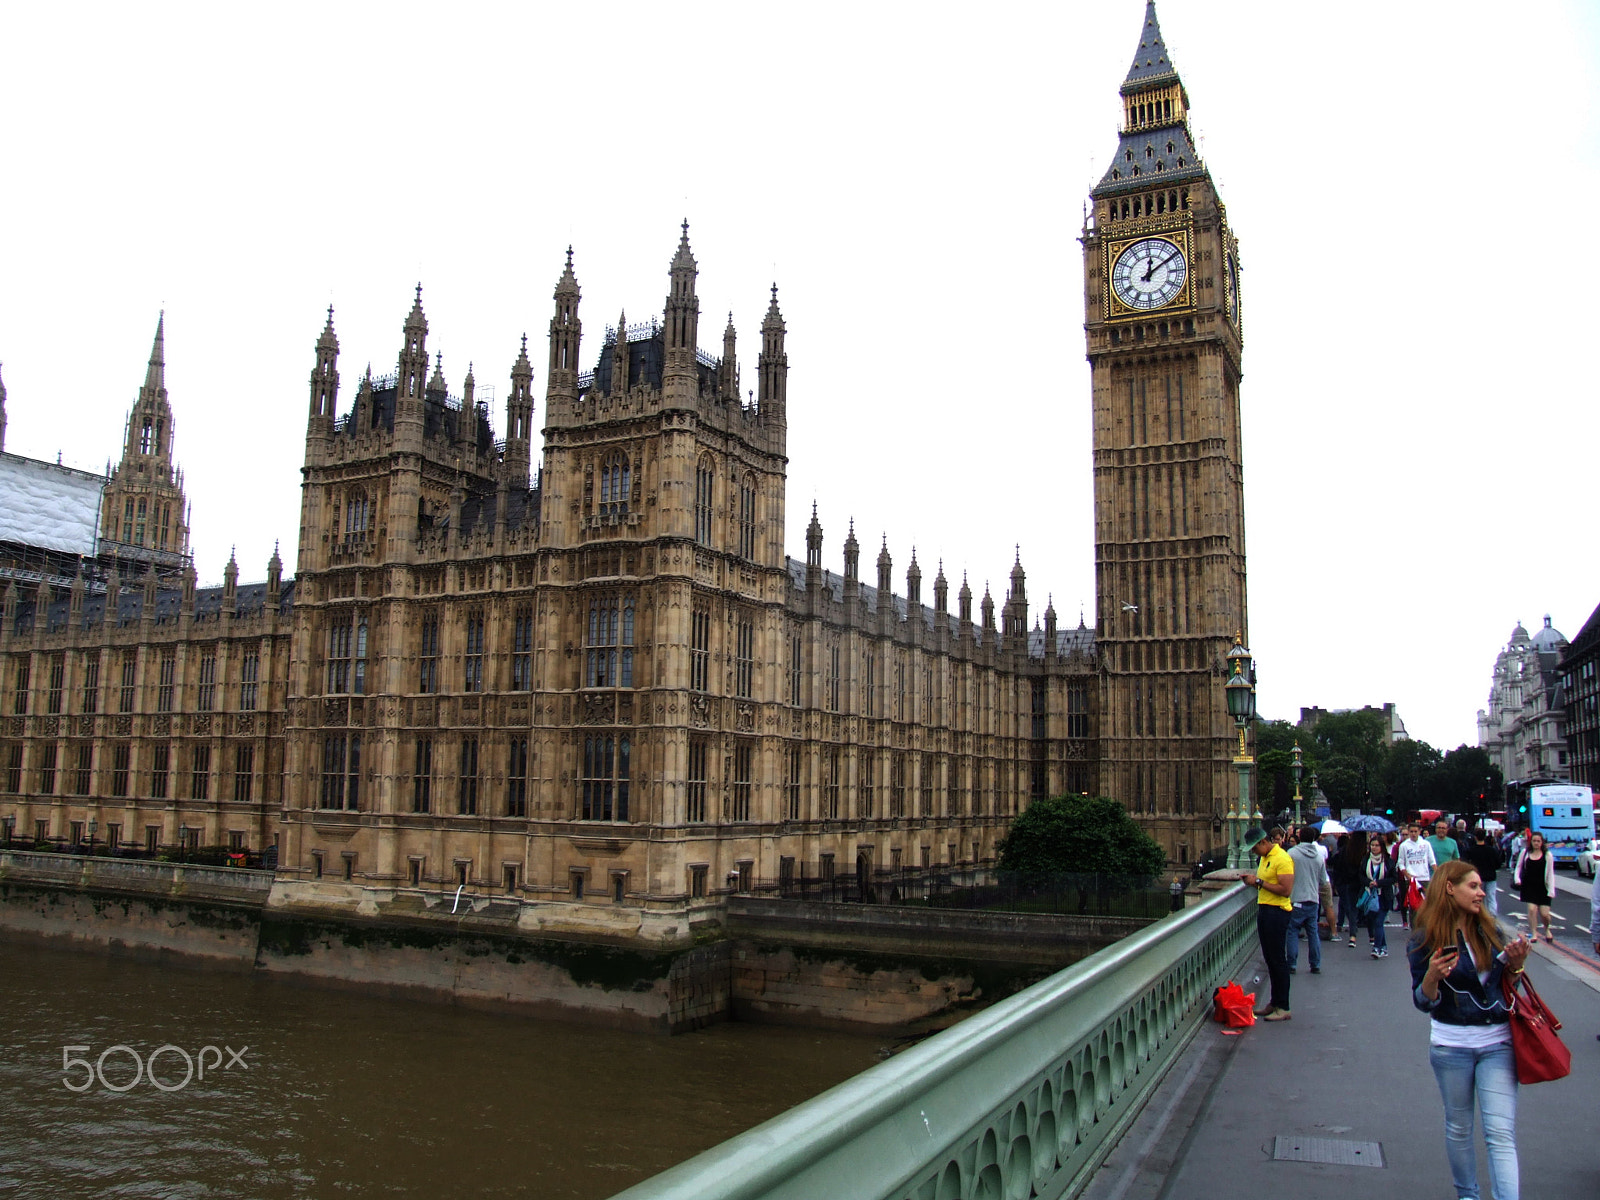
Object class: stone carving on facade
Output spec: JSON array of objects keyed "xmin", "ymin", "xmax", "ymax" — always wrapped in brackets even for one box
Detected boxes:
[
  {"xmin": 192, "ymin": 713, "xmax": 211, "ymax": 735},
  {"xmin": 736, "ymin": 702, "xmax": 755, "ymax": 732},
  {"xmin": 324, "ymin": 698, "xmax": 347, "ymax": 727},
  {"xmin": 236, "ymin": 713, "xmax": 255, "ymax": 736},
  {"xmin": 150, "ymin": 715, "xmax": 168, "ymax": 736},
  {"xmin": 690, "ymin": 695, "xmax": 712, "ymax": 729},
  {"xmin": 113, "ymin": 714, "xmax": 133, "ymax": 736},
  {"xmin": 76, "ymin": 715, "xmax": 96, "ymax": 737},
  {"xmin": 580, "ymin": 694, "xmax": 612, "ymax": 726}
]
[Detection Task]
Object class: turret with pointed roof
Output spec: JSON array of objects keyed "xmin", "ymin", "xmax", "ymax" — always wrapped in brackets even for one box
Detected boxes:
[
  {"xmin": 505, "ymin": 334, "xmax": 535, "ymax": 488},
  {"xmin": 663, "ymin": 220, "xmax": 700, "ymax": 394},
  {"xmin": 1093, "ymin": 1, "xmax": 1203, "ymax": 199},
  {"xmin": 758, "ymin": 284, "xmax": 787, "ymax": 424},
  {"xmin": 101, "ymin": 313, "xmax": 192, "ymax": 571}
]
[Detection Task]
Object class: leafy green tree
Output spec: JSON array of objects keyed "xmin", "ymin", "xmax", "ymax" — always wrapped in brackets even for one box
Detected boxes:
[
  {"xmin": 1379, "ymin": 738, "xmax": 1443, "ymax": 815},
  {"xmin": 1306, "ymin": 709, "xmax": 1388, "ymax": 775},
  {"xmin": 997, "ymin": 795, "xmax": 1167, "ymax": 878},
  {"xmin": 1315, "ymin": 755, "xmax": 1365, "ymax": 811},
  {"xmin": 1439, "ymin": 745, "xmax": 1502, "ymax": 813}
]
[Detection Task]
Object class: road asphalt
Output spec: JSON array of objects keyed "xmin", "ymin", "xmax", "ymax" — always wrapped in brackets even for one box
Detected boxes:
[{"xmin": 1083, "ymin": 879, "xmax": 1600, "ymax": 1200}]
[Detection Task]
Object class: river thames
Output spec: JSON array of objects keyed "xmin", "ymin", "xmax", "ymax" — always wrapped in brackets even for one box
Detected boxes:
[{"xmin": 0, "ymin": 938, "xmax": 884, "ymax": 1199}]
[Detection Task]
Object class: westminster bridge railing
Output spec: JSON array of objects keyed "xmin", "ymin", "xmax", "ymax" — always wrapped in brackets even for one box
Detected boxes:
[{"xmin": 608, "ymin": 882, "xmax": 1256, "ymax": 1200}]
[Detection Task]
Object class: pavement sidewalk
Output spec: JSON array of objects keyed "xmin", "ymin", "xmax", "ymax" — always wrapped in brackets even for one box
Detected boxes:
[{"xmin": 1084, "ymin": 904, "xmax": 1600, "ymax": 1200}]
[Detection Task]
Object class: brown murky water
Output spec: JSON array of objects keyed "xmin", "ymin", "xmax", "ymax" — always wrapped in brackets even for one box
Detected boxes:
[{"xmin": 0, "ymin": 938, "xmax": 884, "ymax": 1199}]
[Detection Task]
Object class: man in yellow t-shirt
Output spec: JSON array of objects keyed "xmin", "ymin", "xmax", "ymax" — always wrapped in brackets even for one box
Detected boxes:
[{"xmin": 1241, "ymin": 825, "xmax": 1295, "ymax": 1021}]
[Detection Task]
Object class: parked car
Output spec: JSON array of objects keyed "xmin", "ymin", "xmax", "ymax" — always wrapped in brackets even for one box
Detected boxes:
[{"xmin": 1577, "ymin": 838, "xmax": 1599, "ymax": 880}]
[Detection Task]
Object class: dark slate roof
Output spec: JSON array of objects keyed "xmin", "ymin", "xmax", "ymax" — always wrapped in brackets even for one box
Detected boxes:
[
  {"xmin": 783, "ymin": 556, "xmax": 1010, "ymax": 644},
  {"xmin": 1563, "ymin": 600, "xmax": 1600, "ymax": 660},
  {"xmin": 456, "ymin": 487, "xmax": 539, "ymax": 537},
  {"xmin": 25, "ymin": 577, "xmax": 297, "ymax": 631},
  {"xmin": 1122, "ymin": 1, "xmax": 1179, "ymax": 91},
  {"xmin": 1027, "ymin": 622, "xmax": 1097, "ymax": 661},
  {"xmin": 1094, "ymin": 125, "xmax": 1205, "ymax": 197}
]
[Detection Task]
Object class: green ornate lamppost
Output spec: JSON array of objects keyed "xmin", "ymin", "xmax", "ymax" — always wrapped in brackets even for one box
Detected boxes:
[
  {"xmin": 1291, "ymin": 742, "xmax": 1304, "ymax": 829},
  {"xmin": 1224, "ymin": 634, "xmax": 1257, "ymax": 868}
]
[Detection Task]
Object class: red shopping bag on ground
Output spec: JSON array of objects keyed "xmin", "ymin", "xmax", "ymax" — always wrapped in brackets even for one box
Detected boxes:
[{"xmin": 1212, "ymin": 981, "xmax": 1256, "ymax": 1028}]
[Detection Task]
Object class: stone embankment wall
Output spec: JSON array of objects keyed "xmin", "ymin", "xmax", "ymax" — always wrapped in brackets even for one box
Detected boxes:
[
  {"xmin": 0, "ymin": 851, "xmax": 1155, "ymax": 1033},
  {"xmin": 723, "ymin": 898, "xmax": 1150, "ymax": 1030}
]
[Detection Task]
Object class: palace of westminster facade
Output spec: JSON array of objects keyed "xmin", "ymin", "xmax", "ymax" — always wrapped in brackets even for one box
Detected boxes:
[{"xmin": 0, "ymin": 5, "xmax": 1248, "ymax": 921}]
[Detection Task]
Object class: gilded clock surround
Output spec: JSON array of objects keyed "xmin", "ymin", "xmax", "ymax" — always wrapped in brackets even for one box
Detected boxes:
[{"xmin": 1103, "ymin": 227, "xmax": 1194, "ymax": 319}]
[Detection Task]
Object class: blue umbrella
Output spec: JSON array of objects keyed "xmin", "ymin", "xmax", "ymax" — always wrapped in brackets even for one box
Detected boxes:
[{"xmin": 1343, "ymin": 814, "xmax": 1396, "ymax": 833}]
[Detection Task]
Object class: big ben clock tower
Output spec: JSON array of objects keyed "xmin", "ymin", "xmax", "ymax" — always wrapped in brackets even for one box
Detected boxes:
[{"xmin": 1084, "ymin": 2, "xmax": 1247, "ymax": 860}]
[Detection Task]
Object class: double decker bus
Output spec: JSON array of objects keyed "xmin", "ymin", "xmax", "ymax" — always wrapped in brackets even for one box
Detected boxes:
[{"xmin": 1506, "ymin": 780, "xmax": 1596, "ymax": 866}]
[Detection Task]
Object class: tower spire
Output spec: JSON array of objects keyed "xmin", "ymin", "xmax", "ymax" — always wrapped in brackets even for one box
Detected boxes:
[
  {"xmin": 144, "ymin": 311, "xmax": 166, "ymax": 394},
  {"xmin": 308, "ymin": 306, "xmax": 340, "ymax": 425},
  {"xmin": 506, "ymin": 331, "xmax": 535, "ymax": 487},
  {"xmin": 664, "ymin": 221, "xmax": 700, "ymax": 386},
  {"xmin": 758, "ymin": 283, "xmax": 787, "ymax": 422},
  {"xmin": 1122, "ymin": 1, "xmax": 1178, "ymax": 90},
  {"xmin": 547, "ymin": 248, "xmax": 582, "ymax": 404},
  {"xmin": 399, "ymin": 285, "xmax": 428, "ymax": 399}
]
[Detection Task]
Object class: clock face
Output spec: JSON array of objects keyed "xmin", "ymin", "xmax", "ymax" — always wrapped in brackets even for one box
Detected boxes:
[
  {"xmin": 1110, "ymin": 238, "xmax": 1188, "ymax": 311},
  {"xmin": 1224, "ymin": 251, "xmax": 1239, "ymax": 323}
]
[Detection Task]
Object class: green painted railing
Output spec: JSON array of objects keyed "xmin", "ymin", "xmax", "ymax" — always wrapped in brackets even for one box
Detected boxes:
[{"xmin": 609, "ymin": 883, "xmax": 1257, "ymax": 1200}]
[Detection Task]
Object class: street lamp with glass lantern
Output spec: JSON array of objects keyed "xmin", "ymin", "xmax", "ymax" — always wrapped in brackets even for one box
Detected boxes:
[{"xmin": 1224, "ymin": 634, "xmax": 1257, "ymax": 868}]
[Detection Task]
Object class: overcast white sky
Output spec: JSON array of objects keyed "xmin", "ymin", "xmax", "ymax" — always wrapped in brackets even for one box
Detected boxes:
[{"xmin": 2, "ymin": 2, "xmax": 1597, "ymax": 752}]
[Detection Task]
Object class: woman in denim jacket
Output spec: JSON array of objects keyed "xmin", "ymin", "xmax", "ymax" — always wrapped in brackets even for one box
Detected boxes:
[{"xmin": 1408, "ymin": 859, "xmax": 1531, "ymax": 1200}]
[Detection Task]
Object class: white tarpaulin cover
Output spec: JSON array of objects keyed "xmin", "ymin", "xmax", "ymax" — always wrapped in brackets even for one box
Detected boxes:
[{"xmin": 0, "ymin": 453, "xmax": 104, "ymax": 555}]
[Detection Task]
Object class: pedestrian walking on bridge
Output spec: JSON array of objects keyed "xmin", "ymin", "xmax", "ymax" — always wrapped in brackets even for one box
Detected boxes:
[
  {"xmin": 1512, "ymin": 832, "xmax": 1554, "ymax": 943},
  {"xmin": 1409, "ymin": 859, "xmax": 1530, "ymax": 1200},
  {"xmin": 1360, "ymin": 834, "xmax": 1397, "ymax": 956},
  {"xmin": 1286, "ymin": 825, "xmax": 1331, "ymax": 973}
]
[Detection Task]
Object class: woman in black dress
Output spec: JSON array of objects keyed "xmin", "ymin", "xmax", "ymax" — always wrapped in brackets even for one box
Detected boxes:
[{"xmin": 1513, "ymin": 831, "xmax": 1555, "ymax": 941}]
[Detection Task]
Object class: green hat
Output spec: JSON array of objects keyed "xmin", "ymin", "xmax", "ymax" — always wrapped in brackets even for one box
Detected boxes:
[{"xmin": 1242, "ymin": 826, "xmax": 1271, "ymax": 849}]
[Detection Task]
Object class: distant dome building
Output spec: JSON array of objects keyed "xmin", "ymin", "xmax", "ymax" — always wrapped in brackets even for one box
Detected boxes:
[{"xmin": 1478, "ymin": 616, "xmax": 1570, "ymax": 784}]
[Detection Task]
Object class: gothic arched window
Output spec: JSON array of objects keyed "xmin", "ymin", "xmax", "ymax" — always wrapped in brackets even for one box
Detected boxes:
[
  {"xmin": 694, "ymin": 456, "xmax": 715, "ymax": 546},
  {"xmin": 738, "ymin": 473, "xmax": 757, "ymax": 560},
  {"xmin": 599, "ymin": 453, "xmax": 631, "ymax": 518},
  {"xmin": 585, "ymin": 593, "xmax": 635, "ymax": 688},
  {"xmin": 344, "ymin": 491, "xmax": 370, "ymax": 543}
]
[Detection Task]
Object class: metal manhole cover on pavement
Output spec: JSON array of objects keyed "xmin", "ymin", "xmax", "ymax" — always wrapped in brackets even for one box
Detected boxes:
[{"xmin": 1271, "ymin": 1136, "xmax": 1384, "ymax": 1168}]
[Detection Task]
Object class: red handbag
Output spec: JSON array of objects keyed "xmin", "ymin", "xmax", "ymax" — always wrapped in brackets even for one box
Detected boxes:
[{"xmin": 1502, "ymin": 970, "xmax": 1571, "ymax": 1084}]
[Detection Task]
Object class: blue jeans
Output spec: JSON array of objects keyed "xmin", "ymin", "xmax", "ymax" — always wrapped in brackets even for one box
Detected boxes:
[
  {"xmin": 1429, "ymin": 1041, "xmax": 1518, "ymax": 1200},
  {"xmin": 1285, "ymin": 901, "xmax": 1321, "ymax": 969},
  {"xmin": 1484, "ymin": 880, "xmax": 1498, "ymax": 916},
  {"xmin": 1337, "ymin": 883, "xmax": 1361, "ymax": 932},
  {"xmin": 1362, "ymin": 898, "xmax": 1389, "ymax": 951}
]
